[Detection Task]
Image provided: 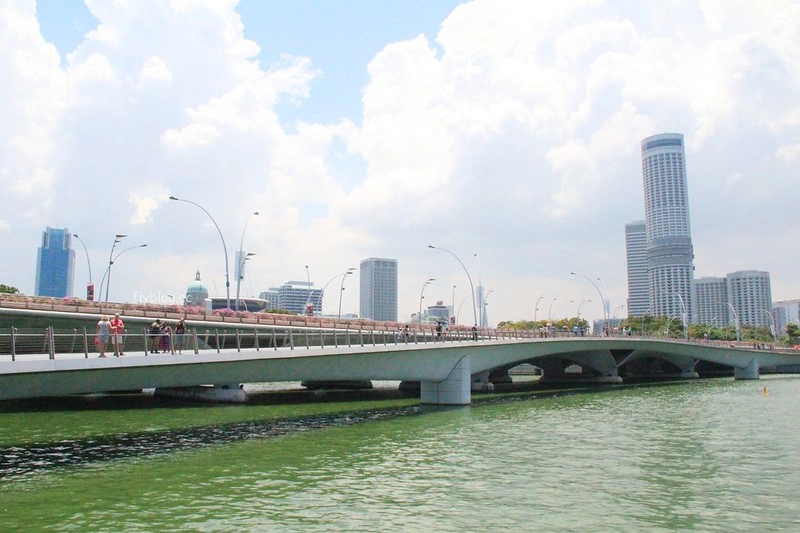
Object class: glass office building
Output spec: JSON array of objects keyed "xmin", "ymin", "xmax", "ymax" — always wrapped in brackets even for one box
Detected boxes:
[
  {"xmin": 359, "ymin": 257, "xmax": 398, "ymax": 322},
  {"xmin": 34, "ymin": 227, "xmax": 75, "ymax": 298}
]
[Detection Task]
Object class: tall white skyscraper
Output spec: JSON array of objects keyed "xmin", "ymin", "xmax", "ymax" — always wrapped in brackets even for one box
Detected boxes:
[
  {"xmin": 625, "ymin": 220, "xmax": 648, "ymax": 317},
  {"xmin": 641, "ymin": 133, "xmax": 695, "ymax": 322},
  {"xmin": 726, "ymin": 270, "xmax": 772, "ymax": 329},
  {"xmin": 359, "ymin": 257, "xmax": 398, "ymax": 322}
]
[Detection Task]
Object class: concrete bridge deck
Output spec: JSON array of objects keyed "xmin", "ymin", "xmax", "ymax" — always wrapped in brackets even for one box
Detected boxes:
[{"xmin": 2, "ymin": 314, "xmax": 799, "ymax": 404}]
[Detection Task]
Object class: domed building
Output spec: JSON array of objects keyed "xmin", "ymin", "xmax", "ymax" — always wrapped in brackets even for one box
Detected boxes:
[{"xmin": 184, "ymin": 270, "xmax": 208, "ymax": 307}]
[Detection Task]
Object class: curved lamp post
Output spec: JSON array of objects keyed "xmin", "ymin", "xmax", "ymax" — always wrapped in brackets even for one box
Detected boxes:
[
  {"xmin": 235, "ymin": 211, "xmax": 259, "ymax": 311},
  {"xmin": 429, "ymin": 245, "xmax": 477, "ymax": 328},
  {"xmin": 169, "ymin": 196, "xmax": 231, "ymax": 310},
  {"xmin": 100, "ymin": 243, "xmax": 146, "ymax": 303},
  {"xmin": 577, "ymin": 299, "xmax": 592, "ymax": 324},
  {"xmin": 571, "ymin": 272, "xmax": 608, "ymax": 334},
  {"xmin": 547, "ymin": 297, "xmax": 558, "ymax": 323},
  {"xmin": 418, "ymin": 278, "xmax": 436, "ymax": 324},
  {"xmin": 304, "ymin": 265, "xmax": 312, "ymax": 315},
  {"xmin": 723, "ymin": 302, "xmax": 740, "ymax": 342},
  {"xmin": 103, "ymin": 234, "xmax": 126, "ymax": 302},
  {"xmin": 72, "ymin": 234, "xmax": 93, "ymax": 300},
  {"xmin": 534, "ymin": 294, "xmax": 544, "ymax": 325},
  {"xmin": 482, "ymin": 288, "xmax": 494, "ymax": 327},
  {"xmin": 761, "ymin": 309, "xmax": 777, "ymax": 341},
  {"xmin": 337, "ymin": 268, "xmax": 356, "ymax": 319},
  {"xmin": 671, "ymin": 292, "xmax": 688, "ymax": 339}
]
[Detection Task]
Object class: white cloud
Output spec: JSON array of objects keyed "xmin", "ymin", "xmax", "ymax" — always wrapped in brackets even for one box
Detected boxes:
[{"xmin": 1, "ymin": 0, "xmax": 799, "ymax": 324}]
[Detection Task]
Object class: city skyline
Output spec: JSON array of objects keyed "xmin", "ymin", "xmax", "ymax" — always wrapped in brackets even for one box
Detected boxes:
[{"xmin": 2, "ymin": 1, "xmax": 799, "ymax": 325}]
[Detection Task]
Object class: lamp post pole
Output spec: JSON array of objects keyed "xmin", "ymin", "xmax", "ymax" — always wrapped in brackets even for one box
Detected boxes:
[
  {"xmin": 337, "ymin": 269, "xmax": 355, "ymax": 319},
  {"xmin": 761, "ymin": 309, "xmax": 777, "ymax": 341},
  {"xmin": 169, "ymin": 196, "xmax": 231, "ymax": 310},
  {"xmin": 571, "ymin": 272, "xmax": 608, "ymax": 335},
  {"xmin": 547, "ymin": 298, "xmax": 557, "ymax": 323},
  {"xmin": 577, "ymin": 299, "xmax": 591, "ymax": 330},
  {"xmin": 671, "ymin": 291, "xmax": 688, "ymax": 339},
  {"xmin": 418, "ymin": 278, "xmax": 435, "ymax": 324},
  {"xmin": 103, "ymin": 234, "xmax": 126, "ymax": 302},
  {"xmin": 304, "ymin": 265, "xmax": 312, "ymax": 316},
  {"xmin": 429, "ymin": 245, "xmax": 477, "ymax": 328},
  {"xmin": 235, "ymin": 211, "xmax": 259, "ymax": 312},
  {"xmin": 723, "ymin": 302, "xmax": 740, "ymax": 342},
  {"xmin": 451, "ymin": 285, "xmax": 456, "ymax": 325},
  {"xmin": 73, "ymin": 234, "xmax": 93, "ymax": 300},
  {"xmin": 100, "ymin": 243, "xmax": 146, "ymax": 303},
  {"xmin": 534, "ymin": 294, "xmax": 544, "ymax": 325},
  {"xmin": 321, "ymin": 268, "xmax": 354, "ymax": 315}
]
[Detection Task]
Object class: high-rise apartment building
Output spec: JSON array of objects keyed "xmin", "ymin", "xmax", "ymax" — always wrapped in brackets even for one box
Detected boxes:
[
  {"xmin": 726, "ymin": 270, "xmax": 772, "ymax": 329},
  {"xmin": 625, "ymin": 220, "xmax": 649, "ymax": 317},
  {"xmin": 694, "ymin": 277, "xmax": 728, "ymax": 328},
  {"xmin": 267, "ymin": 281, "xmax": 319, "ymax": 315},
  {"xmin": 772, "ymin": 299, "xmax": 800, "ymax": 338},
  {"xmin": 34, "ymin": 227, "xmax": 75, "ymax": 298},
  {"xmin": 641, "ymin": 133, "xmax": 695, "ymax": 322},
  {"xmin": 359, "ymin": 257, "xmax": 397, "ymax": 322}
]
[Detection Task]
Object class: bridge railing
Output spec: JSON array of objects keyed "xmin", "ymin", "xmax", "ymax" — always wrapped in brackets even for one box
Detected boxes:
[{"xmin": 0, "ymin": 324, "xmax": 540, "ymax": 360}]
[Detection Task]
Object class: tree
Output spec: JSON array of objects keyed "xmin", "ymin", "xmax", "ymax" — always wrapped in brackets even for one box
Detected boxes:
[{"xmin": 0, "ymin": 284, "xmax": 20, "ymax": 294}]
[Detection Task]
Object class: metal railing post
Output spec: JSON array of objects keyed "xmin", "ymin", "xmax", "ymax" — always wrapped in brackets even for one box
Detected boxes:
[
  {"xmin": 305, "ymin": 329, "xmax": 310, "ymax": 349},
  {"xmin": 10, "ymin": 326, "xmax": 16, "ymax": 361},
  {"xmin": 82, "ymin": 327, "xmax": 89, "ymax": 358},
  {"xmin": 214, "ymin": 329, "xmax": 221, "ymax": 353},
  {"xmin": 272, "ymin": 329, "xmax": 277, "ymax": 350},
  {"xmin": 254, "ymin": 330, "xmax": 259, "ymax": 351},
  {"xmin": 235, "ymin": 329, "xmax": 241, "ymax": 352},
  {"xmin": 193, "ymin": 328, "xmax": 199, "ymax": 354},
  {"xmin": 289, "ymin": 330, "xmax": 295, "ymax": 350},
  {"xmin": 319, "ymin": 329, "xmax": 324, "ymax": 349},
  {"xmin": 47, "ymin": 327, "xmax": 55, "ymax": 360}
]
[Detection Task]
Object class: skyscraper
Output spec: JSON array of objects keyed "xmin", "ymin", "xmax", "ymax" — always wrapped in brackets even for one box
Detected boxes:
[
  {"xmin": 726, "ymin": 270, "xmax": 772, "ymax": 329},
  {"xmin": 694, "ymin": 277, "xmax": 728, "ymax": 328},
  {"xmin": 641, "ymin": 133, "xmax": 695, "ymax": 322},
  {"xmin": 359, "ymin": 257, "xmax": 397, "ymax": 322},
  {"xmin": 624, "ymin": 220, "xmax": 648, "ymax": 317},
  {"xmin": 34, "ymin": 227, "xmax": 75, "ymax": 298}
]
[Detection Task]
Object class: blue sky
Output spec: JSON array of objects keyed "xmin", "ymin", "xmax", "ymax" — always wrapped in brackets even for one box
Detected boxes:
[{"xmin": 4, "ymin": 0, "xmax": 800, "ymax": 325}]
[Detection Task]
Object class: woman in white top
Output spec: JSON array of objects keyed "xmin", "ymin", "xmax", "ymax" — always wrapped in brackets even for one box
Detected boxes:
[{"xmin": 96, "ymin": 316, "xmax": 111, "ymax": 357}]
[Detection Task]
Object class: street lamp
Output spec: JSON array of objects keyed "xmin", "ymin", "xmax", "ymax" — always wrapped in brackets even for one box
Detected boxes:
[
  {"xmin": 100, "ymin": 243, "xmax": 146, "ymax": 303},
  {"xmin": 72, "ymin": 234, "xmax": 93, "ymax": 300},
  {"xmin": 429, "ymin": 245, "xmax": 477, "ymax": 328},
  {"xmin": 761, "ymin": 309, "xmax": 777, "ymax": 341},
  {"xmin": 235, "ymin": 211, "xmax": 259, "ymax": 311},
  {"xmin": 321, "ymin": 268, "xmax": 356, "ymax": 314},
  {"xmin": 577, "ymin": 299, "xmax": 592, "ymax": 324},
  {"xmin": 419, "ymin": 278, "xmax": 436, "ymax": 324},
  {"xmin": 338, "ymin": 268, "xmax": 356, "ymax": 319},
  {"xmin": 451, "ymin": 285, "xmax": 457, "ymax": 325},
  {"xmin": 482, "ymin": 288, "xmax": 494, "ymax": 327},
  {"xmin": 103, "ymin": 234, "xmax": 126, "ymax": 302},
  {"xmin": 169, "ymin": 196, "xmax": 231, "ymax": 309},
  {"xmin": 534, "ymin": 294, "xmax": 544, "ymax": 324},
  {"xmin": 671, "ymin": 292, "xmax": 688, "ymax": 339},
  {"xmin": 547, "ymin": 298, "xmax": 558, "ymax": 323},
  {"xmin": 722, "ymin": 302, "xmax": 740, "ymax": 342},
  {"xmin": 571, "ymin": 272, "xmax": 608, "ymax": 334},
  {"xmin": 304, "ymin": 265, "xmax": 312, "ymax": 315}
]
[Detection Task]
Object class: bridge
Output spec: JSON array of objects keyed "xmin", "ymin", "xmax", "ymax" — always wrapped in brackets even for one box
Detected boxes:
[{"xmin": 2, "ymin": 308, "xmax": 799, "ymax": 405}]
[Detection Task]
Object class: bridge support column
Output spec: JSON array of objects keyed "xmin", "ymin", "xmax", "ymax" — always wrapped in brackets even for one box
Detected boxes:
[
  {"xmin": 734, "ymin": 358, "xmax": 760, "ymax": 380},
  {"xmin": 421, "ymin": 356, "xmax": 471, "ymax": 405},
  {"xmin": 471, "ymin": 370, "xmax": 494, "ymax": 392},
  {"xmin": 154, "ymin": 384, "xmax": 247, "ymax": 403}
]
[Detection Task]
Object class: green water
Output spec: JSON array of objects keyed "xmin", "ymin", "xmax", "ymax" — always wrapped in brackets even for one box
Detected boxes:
[{"xmin": 2, "ymin": 377, "xmax": 800, "ymax": 531}]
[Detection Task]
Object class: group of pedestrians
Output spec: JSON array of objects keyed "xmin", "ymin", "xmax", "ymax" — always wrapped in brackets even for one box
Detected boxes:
[
  {"xmin": 95, "ymin": 314, "xmax": 187, "ymax": 356},
  {"xmin": 95, "ymin": 313, "xmax": 127, "ymax": 357},
  {"xmin": 149, "ymin": 318, "xmax": 188, "ymax": 354}
]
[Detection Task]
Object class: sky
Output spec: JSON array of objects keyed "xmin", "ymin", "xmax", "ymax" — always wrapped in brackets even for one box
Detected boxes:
[{"xmin": 2, "ymin": 0, "xmax": 799, "ymax": 326}]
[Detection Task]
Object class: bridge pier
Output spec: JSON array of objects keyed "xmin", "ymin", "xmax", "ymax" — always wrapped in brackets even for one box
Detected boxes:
[
  {"xmin": 734, "ymin": 358, "xmax": 760, "ymax": 380},
  {"xmin": 471, "ymin": 370, "xmax": 495, "ymax": 392},
  {"xmin": 153, "ymin": 383, "xmax": 247, "ymax": 403},
  {"xmin": 421, "ymin": 356, "xmax": 471, "ymax": 405}
]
